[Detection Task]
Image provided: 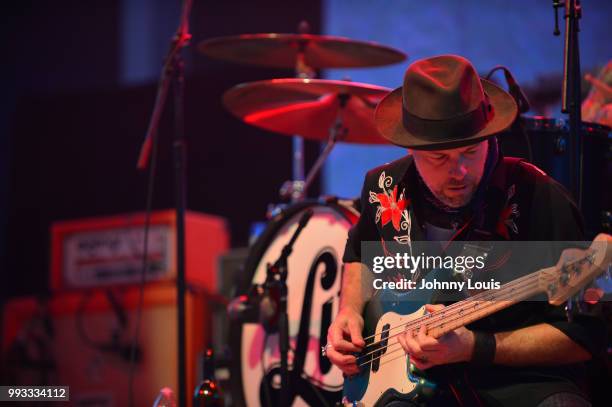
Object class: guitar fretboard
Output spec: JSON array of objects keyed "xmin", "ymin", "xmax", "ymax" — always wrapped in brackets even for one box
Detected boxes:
[{"xmin": 420, "ymin": 271, "xmax": 544, "ymax": 338}]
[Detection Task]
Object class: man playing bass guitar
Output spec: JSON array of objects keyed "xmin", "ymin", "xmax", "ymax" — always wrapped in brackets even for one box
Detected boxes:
[{"xmin": 326, "ymin": 55, "xmax": 607, "ymax": 407}]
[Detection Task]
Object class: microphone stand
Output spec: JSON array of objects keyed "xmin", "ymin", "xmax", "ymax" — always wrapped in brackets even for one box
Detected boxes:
[
  {"xmin": 553, "ymin": 0, "xmax": 583, "ymax": 209},
  {"xmin": 263, "ymin": 209, "xmax": 313, "ymax": 406},
  {"xmin": 136, "ymin": 1, "xmax": 193, "ymax": 406}
]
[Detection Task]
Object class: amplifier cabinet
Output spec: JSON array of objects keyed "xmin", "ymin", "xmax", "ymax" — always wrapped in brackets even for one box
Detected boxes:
[
  {"xmin": 2, "ymin": 283, "xmax": 211, "ymax": 407},
  {"xmin": 50, "ymin": 210, "xmax": 229, "ymax": 291}
]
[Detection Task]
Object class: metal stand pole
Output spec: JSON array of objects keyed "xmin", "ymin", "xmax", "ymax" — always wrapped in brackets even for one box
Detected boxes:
[
  {"xmin": 289, "ymin": 21, "xmax": 315, "ymax": 202},
  {"xmin": 263, "ymin": 209, "xmax": 313, "ymax": 406},
  {"xmin": 136, "ymin": 1, "xmax": 192, "ymax": 405},
  {"xmin": 297, "ymin": 101, "xmax": 349, "ymax": 200},
  {"xmin": 172, "ymin": 54, "xmax": 188, "ymax": 407},
  {"xmin": 554, "ymin": 0, "xmax": 583, "ymax": 208}
]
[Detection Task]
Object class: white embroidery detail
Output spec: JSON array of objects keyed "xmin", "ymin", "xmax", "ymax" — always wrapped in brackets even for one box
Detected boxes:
[{"xmin": 369, "ymin": 171, "xmax": 411, "ymax": 245}]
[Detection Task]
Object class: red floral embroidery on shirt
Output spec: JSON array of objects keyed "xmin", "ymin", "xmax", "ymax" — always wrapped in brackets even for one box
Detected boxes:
[
  {"xmin": 369, "ymin": 171, "xmax": 412, "ymax": 244},
  {"xmin": 377, "ymin": 185, "xmax": 408, "ymax": 231}
]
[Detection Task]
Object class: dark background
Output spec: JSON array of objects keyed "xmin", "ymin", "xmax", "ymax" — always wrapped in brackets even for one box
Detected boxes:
[{"xmin": 1, "ymin": 0, "xmax": 323, "ymax": 299}]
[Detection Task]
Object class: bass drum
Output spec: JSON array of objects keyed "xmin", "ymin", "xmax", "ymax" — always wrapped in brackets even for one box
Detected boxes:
[
  {"xmin": 229, "ymin": 200, "xmax": 359, "ymax": 407},
  {"xmin": 499, "ymin": 117, "xmax": 611, "ymax": 237}
]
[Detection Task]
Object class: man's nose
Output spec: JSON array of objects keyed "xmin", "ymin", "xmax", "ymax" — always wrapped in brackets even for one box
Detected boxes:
[{"xmin": 448, "ymin": 158, "xmax": 468, "ymax": 178}]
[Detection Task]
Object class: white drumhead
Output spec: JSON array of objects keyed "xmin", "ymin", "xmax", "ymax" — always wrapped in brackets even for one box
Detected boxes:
[{"xmin": 240, "ymin": 204, "xmax": 355, "ymax": 406}]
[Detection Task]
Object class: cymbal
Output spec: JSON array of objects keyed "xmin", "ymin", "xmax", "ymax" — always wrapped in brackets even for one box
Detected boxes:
[
  {"xmin": 198, "ymin": 33, "xmax": 406, "ymax": 69},
  {"xmin": 223, "ymin": 78, "xmax": 391, "ymax": 144}
]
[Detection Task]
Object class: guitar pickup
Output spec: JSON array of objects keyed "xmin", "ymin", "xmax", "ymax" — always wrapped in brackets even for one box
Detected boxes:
[{"xmin": 371, "ymin": 323, "xmax": 391, "ymax": 372}]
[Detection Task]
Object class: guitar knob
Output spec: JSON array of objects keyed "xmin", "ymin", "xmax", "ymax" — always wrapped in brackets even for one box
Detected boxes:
[{"xmin": 565, "ymin": 299, "xmax": 573, "ymax": 322}]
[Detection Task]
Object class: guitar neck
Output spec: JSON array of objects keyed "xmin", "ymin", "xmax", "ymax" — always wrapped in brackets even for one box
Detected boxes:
[{"xmin": 425, "ymin": 271, "xmax": 544, "ymax": 338}]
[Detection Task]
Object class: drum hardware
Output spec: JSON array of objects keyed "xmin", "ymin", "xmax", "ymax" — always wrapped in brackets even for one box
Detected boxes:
[
  {"xmin": 266, "ymin": 202, "xmax": 289, "ymax": 220},
  {"xmin": 554, "ymin": 135, "xmax": 567, "ymax": 154},
  {"xmin": 238, "ymin": 208, "xmax": 313, "ymax": 330},
  {"xmin": 291, "ymin": 21, "xmax": 319, "ymax": 203},
  {"xmin": 552, "ymin": 0, "xmax": 584, "ymax": 209},
  {"xmin": 281, "ymin": 94, "xmax": 350, "ymax": 201},
  {"xmin": 201, "ymin": 26, "xmax": 405, "ymax": 202},
  {"xmin": 266, "ymin": 196, "xmax": 360, "ymax": 222},
  {"xmin": 499, "ymin": 116, "xmax": 611, "ymax": 237},
  {"xmin": 205, "ymin": 27, "xmax": 401, "ymax": 405},
  {"xmin": 322, "ymin": 195, "xmax": 361, "ymax": 212},
  {"xmin": 268, "ymin": 209, "xmax": 313, "ymax": 407},
  {"xmin": 228, "ymin": 201, "xmax": 358, "ymax": 406},
  {"xmin": 294, "ymin": 21, "xmax": 317, "ymax": 79},
  {"xmin": 280, "ymin": 179, "xmax": 306, "ymax": 201},
  {"xmin": 226, "ymin": 209, "xmax": 314, "ymax": 406},
  {"xmin": 603, "ymin": 211, "xmax": 612, "ymax": 233},
  {"xmin": 222, "ymin": 78, "xmax": 391, "ymax": 200}
]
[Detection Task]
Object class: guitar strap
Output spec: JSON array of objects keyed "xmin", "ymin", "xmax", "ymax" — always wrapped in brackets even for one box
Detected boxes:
[
  {"xmin": 468, "ymin": 156, "xmax": 525, "ymax": 241},
  {"xmin": 453, "ymin": 156, "xmax": 525, "ymax": 273},
  {"xmin": 446, "ymin": 157, "xmax": 525, "ymax": 406}
]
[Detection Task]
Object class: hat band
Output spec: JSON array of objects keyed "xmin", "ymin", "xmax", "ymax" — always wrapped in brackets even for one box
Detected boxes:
[{"xmin": 402, "ymin": 97, "xmax": 493, "ymax": 141}]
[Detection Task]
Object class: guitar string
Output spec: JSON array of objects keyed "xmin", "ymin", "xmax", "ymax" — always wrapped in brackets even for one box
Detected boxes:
[
  {"xmin": 355, "ymin": 271, "xmax": 541, "ymax": 359},
  {"xmin": 356, "ymin": 251, "xmax": 593, "ymax": 353},
  {"xmin": 354, "ymin": 276, "xmax": 537, "ymax": 363},
  {"xmin": 356, "ymin": 281, "xmax": 541, "ymax": 369},
  {"xmin": 356, "ymin": 277, "xmax": 541, "ymax": 366},
  {"xmin": 339, "ymin": 251, "xmax": 598, "ymax": 372},
  {"xmin": 358, "ymin": 270, "xmax": 537, "ymax": 345},
  {"xmin": 401, "ymin": 252, "xmax": 594, "ymax": 339},
  {"xmin": 361, "ymin": 343, "xmax": 406, "ymax": 369},
  {"xmin": 355, "ymin": 277, "xmax": 543, "ymax": 368}
]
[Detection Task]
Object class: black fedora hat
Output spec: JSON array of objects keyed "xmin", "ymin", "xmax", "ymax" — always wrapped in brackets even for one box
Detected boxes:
[{"xmin": 375, "ymin": 55, "xmax": 518, "ymax": 150}]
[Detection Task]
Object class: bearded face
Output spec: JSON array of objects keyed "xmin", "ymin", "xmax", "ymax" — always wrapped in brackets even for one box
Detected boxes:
[{"xmin": 412, "ymin": 140, "xmax": 488, "ymax": 208}]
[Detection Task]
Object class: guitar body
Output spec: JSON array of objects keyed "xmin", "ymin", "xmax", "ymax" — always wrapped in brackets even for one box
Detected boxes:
[{"xmin": 343, "ymin": 285, "xmax": 437, "ymax": 406}]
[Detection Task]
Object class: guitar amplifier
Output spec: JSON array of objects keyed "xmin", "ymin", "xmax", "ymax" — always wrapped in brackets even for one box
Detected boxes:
[
  {"xmin": 50, "ymin": 210, "xmax": 229, "ymax": 291},
  {"xmin": 1, "ymin": 283, "xmax": 211, "ymax": 407}
]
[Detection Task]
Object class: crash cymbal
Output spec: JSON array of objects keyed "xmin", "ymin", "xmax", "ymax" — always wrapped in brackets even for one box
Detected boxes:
[
  {"xmin": 223, "ymin": 78, "xmax": 391, "ymax": 144},
  {"xmin": 198, "ymin": 33, "xmax": 406, "ymax": 69}
]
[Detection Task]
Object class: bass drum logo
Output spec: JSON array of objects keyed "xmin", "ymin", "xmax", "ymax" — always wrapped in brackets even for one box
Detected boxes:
[{"xmin": 231, "ymin": 204, "xmax": 356, "ymax": 406}]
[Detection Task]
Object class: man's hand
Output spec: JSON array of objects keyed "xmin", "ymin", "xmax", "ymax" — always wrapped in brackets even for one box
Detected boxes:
[
  {"xmin": 397, "ymin": 304, "xmax": 475, "ymax": 370},
  {"xmin": 326, "ymin": 307, "xmax": 366, "ymax": 376}
]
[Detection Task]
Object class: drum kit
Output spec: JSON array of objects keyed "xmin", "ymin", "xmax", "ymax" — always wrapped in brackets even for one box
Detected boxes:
[
  {"xmin": 198, "ymin": 24, "xmax": 611, "ymax": 407},
  {"xmin": 198, "ymin": 27, "xmax": 406, "ymax": 407},
  {"xmin": 201, "ymin": 28, "xmax": 402, "ymax": 202}
]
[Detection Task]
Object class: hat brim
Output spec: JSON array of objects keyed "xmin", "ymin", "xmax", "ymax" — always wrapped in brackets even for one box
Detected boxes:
[{"xmin": 374, "ymin": 79, "xmax": 518, "ymax": 150}]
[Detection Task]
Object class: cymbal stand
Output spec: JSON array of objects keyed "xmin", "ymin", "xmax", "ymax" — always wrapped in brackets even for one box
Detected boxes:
[
  {"xmin": 282, "ymin": 21, "xmax": 315, "ymax": 202},
  {"xmin": 553, "ymin": 0, "xmax": 583, "ymax": 209},
  {"xmin": 297, "ymin": 94, "xmax": 350, "ymax": 201}
]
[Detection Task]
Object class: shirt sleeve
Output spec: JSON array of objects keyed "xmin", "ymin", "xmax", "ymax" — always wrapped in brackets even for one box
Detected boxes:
[{"xmin": 342, "ymin": 172, "xmax": 380, "ymax": 264}]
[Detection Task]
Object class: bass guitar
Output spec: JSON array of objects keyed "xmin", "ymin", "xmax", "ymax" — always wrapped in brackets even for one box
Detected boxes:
[{"xmin": 342, "ymin": 234, "xmax": 612, "ymax": 406}]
